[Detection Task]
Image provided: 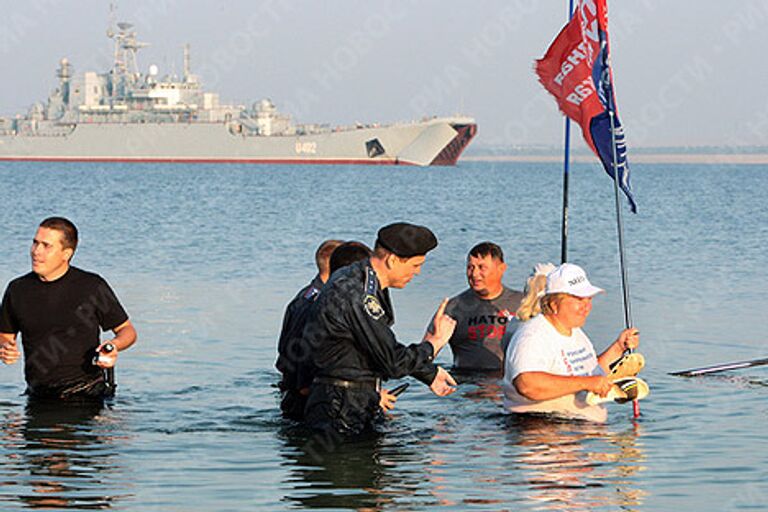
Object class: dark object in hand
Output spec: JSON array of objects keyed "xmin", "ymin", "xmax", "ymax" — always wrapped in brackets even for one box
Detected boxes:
[{"xmin": 390, "ymin": 382, "xmax": 410, "ymax": 396}]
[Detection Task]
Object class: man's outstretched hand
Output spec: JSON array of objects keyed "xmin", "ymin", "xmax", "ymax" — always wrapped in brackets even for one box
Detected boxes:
[{"xmin": 430, "ymin": 366, "xmax": 457, "ymax": 397}]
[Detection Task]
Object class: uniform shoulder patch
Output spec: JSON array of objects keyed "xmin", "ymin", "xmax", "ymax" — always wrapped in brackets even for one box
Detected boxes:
[
  {"xmin": 363, "ymin": 294, "xmax": 385, "ymax": 320},
  {"xmin": 303, "ymin": 286, "xmax": 320, "ymax": 301}
]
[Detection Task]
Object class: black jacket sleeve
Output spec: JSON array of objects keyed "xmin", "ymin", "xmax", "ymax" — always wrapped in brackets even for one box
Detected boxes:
[{"xmin": 348, "ymin": 296, "xmax": 437, "ymax": 382}]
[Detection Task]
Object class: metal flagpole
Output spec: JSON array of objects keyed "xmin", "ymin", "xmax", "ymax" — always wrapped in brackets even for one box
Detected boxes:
[
  {"xmin": 608, "ymin": 108, "xmax": 633, "ymax": 330},
  {"xmin": 606, "ymin": 84, "xmax": 638, "ymax": 417},
  {"xmin": 561, "ymin": 119, "xmax": 571, "ymax": 264},
  {"xmin": 561, "ymin": 0, "xmax": 575, "ymax": 265}
]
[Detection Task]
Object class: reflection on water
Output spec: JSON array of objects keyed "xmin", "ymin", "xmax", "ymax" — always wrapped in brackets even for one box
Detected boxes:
[
  {"xmin": 454, "ymin": 369, "xmax": 504, "ymax": 404},
  {"xmin": 505, "ymin": 415, "xmax": 647, "ymax": 511},
  {"xmin": 274, "ymin": 371, "xmax": 648, "ymax": 511},
  {"xmin": 707, "ymin": 374, "xmax": 768, "ymax": 389},
  {"xmin": 0, "ymin": 399, "xmax": 128, "ymax": 510},
  {"xmin": 278, "ymin": 426, "xmax": 423, "ymax": 510}
]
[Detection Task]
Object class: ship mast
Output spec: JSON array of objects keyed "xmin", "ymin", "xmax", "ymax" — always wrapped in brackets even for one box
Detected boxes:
[
  {"xmin": 106, "ymin": 4, "xmax": 149, "ymax": 98},
  {"xmin": 183, "ymin": 44, "xmax": 190, "ymax": 82}
]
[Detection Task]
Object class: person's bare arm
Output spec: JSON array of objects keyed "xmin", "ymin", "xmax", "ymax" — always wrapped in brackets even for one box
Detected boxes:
[
  {"xmin": 597, "ymin": 328, "xmax": 639, "ymax": 372},
  {"xmin": 0, "ymin": 332, "xmax": 20, "ymax": 365},
  {"xmin": 95, "ymin": 320, "xmax": 137, "ymax": 368},
  {"xmin": 513, "ymin": 371, "xmax": 613, "ymax": 401}
]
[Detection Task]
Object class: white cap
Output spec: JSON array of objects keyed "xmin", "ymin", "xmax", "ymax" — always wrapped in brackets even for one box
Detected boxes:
[{"xmin": 545, "ymin": 263, "xmax": 605, "ymax": 298}]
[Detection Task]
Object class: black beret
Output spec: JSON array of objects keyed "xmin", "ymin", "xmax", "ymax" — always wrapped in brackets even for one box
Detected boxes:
[{"xmin": 376, "ymin": 222, "xmax": 437, "ymax": 258}]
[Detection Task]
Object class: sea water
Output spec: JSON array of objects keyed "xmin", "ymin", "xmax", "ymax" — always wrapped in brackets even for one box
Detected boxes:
[{"xmin": 0, "ymin": 160, "xmax": 766, "ymax": 510}]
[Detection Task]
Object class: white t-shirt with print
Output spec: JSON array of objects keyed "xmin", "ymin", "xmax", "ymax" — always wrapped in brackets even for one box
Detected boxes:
[{"xmin": 502, "ymin": 314, "xmax": 607, "ymax": 422}]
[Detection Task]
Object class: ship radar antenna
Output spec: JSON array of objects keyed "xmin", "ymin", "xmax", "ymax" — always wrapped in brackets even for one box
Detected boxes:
[{"xmin": 110, "ymin": 20, "xmax": 148, "ymax": 80}]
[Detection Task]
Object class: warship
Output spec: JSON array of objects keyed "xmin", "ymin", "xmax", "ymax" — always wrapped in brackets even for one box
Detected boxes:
[{"xmin": 0, "ymin": 20, "xmax": 476, "ymax": 166}]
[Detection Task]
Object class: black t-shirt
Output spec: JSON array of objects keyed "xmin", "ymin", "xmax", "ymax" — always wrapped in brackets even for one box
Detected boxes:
[{"xmin": 0, "ymin": 266, "xmax": 129, "ymax": 391}]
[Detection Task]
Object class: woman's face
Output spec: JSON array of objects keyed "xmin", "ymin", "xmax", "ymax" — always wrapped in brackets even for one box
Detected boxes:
[{"xmin": 552, "ymin": 294, "xmax": 593, "ymax": 329}]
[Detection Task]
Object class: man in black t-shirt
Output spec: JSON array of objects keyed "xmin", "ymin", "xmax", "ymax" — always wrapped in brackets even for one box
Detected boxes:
[{"xmin": 0, "ymin": 217, "xmax": 137, "ymax": 399}]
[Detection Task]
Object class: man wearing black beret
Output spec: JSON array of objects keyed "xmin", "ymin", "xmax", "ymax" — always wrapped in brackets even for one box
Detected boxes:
[{"xmin": 303, "ymin": 222, "xmax": 457, "ymax": 435}]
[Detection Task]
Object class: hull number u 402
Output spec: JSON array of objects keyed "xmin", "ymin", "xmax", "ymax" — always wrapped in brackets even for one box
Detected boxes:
[{"xmin": 295, "ymin": 141, "xmax": 317, "ymax": 154}]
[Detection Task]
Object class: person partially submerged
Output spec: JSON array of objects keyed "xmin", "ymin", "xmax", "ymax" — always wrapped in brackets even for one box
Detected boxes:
[
  {"xmin": 502, "ymin": 263, "xmax": 639, "ymax": 422},
  {"xmin": 431, "ymin": 242, "xmax": 523, "ymax": 372},
  {"xmin": 0, "ymin": 217, "xmax": 137, "ymax": 400},
  {"xmin": 276, "ymin": 240, "xmax": 404, "ymax": 420},
  {"xmin": 303, "ymin": 222, "xmax": 457, "ymax": 435},
  {"xmin": 276, "ymin": 239, "xmax": 343, "ymax": 419}
]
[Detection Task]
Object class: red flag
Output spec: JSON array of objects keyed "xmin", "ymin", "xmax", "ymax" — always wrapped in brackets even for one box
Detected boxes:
[
  {"xmin": 536, "ymin": 0, "xmax": 636, "ymax": 212},
  {"xmin": 536, "ymin": 3, "xmax": 602, "ymax": 153}
]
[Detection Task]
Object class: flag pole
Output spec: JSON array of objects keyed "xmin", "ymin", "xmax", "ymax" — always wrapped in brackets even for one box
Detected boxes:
[
  {"xmin": 561, "ymin": 120, "xmax": 571, "ymax": 264},
  {"xmin": 561, "ymin": 0, "xmax": 575, "ymax": 265},
  {"xmin": 606, "ymin": 88, "xmax": 638, "ymax": 418},
  {"xmin": 608, "ymin": 108, "xmax": 633, "ymax": 330}
]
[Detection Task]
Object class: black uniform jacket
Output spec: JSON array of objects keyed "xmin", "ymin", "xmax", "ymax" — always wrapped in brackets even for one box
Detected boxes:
[
  {"xmin": 305, "ymin": 259, "xmax": 437, "ymax": 385},
  {"xmin": 275, "ymin": 275, "xmax": 323, "ymax": 391}
]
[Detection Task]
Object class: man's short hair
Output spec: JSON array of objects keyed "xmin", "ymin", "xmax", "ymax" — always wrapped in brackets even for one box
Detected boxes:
[
  {"xmin": 373, "ymin": 240, "xmax": 391, "ymax": 259},
  {"xmin": 372, "ymin": 241, "xmax": 410, "ymax": 262},
  {"xmin": 39, "ymin": 217, "xmax": 78, "ymax": 253},
  {"xmin": 330, "ymin": 241, "xmax": 372, "ymax": 274},
  {"xmin": 315, "ymin": 239, "xmax": 344, "ymax": 275},
  {"xmin": 468, "ymin": 241, "xmax": 504, "ymax": 262}
]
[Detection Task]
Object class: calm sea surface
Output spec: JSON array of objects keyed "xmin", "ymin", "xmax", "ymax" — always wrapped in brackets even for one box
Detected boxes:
[{"xmin": 0, "ymin": 160, "xmax": 766, "ymax": 511}]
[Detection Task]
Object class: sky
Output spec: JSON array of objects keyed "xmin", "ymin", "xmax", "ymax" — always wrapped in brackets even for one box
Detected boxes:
[{"xmin": 1, "ymin": 0, "xmax": 767, "ymax": 150}]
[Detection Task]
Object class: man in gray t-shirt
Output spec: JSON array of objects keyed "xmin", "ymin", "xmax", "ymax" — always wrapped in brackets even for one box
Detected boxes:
[{"xmin": 437, "ymin": 242, "xmax": 523, "ymax": 371}]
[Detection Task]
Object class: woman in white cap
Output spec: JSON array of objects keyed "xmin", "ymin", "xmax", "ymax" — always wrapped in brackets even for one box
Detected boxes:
[{"xmin": 502, "ymin": 263, "xmax": 639, "ymax": 422}]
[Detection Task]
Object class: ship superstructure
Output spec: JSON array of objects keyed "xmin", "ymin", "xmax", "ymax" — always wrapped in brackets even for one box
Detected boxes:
[{"xmin": 0, "ymin": 20, "xmax": 476, "ymax": 166}]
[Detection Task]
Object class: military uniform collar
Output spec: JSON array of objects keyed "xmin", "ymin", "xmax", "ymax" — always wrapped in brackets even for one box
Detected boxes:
[
  {"xmin": 364, "ymin": 260, "xmax": 394, "ymax": 325},
  {"xmin": 364, "ymin": 262, "xmax": 379, "ymax": 296}
]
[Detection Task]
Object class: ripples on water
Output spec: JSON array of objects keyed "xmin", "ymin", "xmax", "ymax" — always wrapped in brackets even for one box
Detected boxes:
[{"xmin": 0, "ymin": 161, "xmax": 767, "ymax": 510}]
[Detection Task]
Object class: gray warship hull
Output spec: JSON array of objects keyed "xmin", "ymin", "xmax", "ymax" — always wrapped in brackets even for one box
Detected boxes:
[{"xmin": 0, "ymin": 117, "xmax": 476, "ymax": 166}]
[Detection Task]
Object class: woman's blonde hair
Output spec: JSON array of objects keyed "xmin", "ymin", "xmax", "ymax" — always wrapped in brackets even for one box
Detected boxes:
[
  {"xmin": 516, "ymin": 273, "xmax": 548, "ymax": 321},
  {"xmin": 516, "ymin": 262, "xmax": 561, "ymax": 321}
]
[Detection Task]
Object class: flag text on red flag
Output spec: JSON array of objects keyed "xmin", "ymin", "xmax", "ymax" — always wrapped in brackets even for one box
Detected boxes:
[{"xmin": 536, "ymin": 0, "xmax": 637, "ymax": 213}]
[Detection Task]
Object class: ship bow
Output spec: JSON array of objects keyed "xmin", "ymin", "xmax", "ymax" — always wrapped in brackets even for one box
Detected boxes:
[{"xmin": 430, "ymin": 123, "xmax": 477, "ymax": 166}]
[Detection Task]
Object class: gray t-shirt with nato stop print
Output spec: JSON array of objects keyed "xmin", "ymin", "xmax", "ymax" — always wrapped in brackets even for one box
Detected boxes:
[{"xmin": 431, "ymin": 286, "xmax": 523, "ymax": 371}]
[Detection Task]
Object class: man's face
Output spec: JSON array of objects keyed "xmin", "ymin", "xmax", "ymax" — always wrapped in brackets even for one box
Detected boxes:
[
  {"xmin": 466, "ymin": 254, "xmax": 506, "ymax": 298},
  {"xmin": 30, "ymin": 227, "xmax": 72, "ymax": 281},
  {"xmin": 387, "ymin": 255, "xmax": 426, "ymax": 289}
]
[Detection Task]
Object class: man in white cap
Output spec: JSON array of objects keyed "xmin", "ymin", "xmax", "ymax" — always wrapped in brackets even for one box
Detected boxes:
[{"xmin": 501, "ymin": 263, "xmax": 639, "ymax": 422}]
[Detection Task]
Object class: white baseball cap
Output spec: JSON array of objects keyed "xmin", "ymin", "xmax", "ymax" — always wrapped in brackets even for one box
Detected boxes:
[{"xmin": 545, "ymin": 263, "xmax": 605, "ymax": 298}]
